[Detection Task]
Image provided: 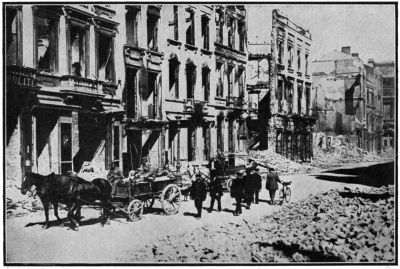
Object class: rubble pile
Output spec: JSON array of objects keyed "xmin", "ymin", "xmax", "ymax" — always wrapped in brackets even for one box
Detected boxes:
[
  {"xmin": 126, "ymin": 186, "xmax": 394, "ymax": 263},
  {"xmin": 249, "ymin": 150, "xmax": 318, "ymax": 175},
  {"xmin": 312, "ymin": 146, "xmax": 394, "ymax": 169}
]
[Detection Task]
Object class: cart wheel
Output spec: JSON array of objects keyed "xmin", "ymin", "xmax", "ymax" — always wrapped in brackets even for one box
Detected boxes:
[
  {"xmin": 127, "ymin": 199, "xmax": 143, "ymax": 221},
  {"xmin": 143, "ymin": 197, "xmax": 155, "ymax": 210},
  {"xmin": 285, "ymin": 187, "xmax": 292, "ymax": 203},
  {"xmin": 226, "ymin": 178, "xmax": 233, "ymax": 193},
  {"xmin": 161, "ymin": 184, "xmax": 181, "ymax": 215}
]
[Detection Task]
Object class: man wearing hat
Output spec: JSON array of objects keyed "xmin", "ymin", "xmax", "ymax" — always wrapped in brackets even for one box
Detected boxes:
[
  {"xmin": 107, "ymin": 161, "xmax": 124, "ymax": 198},
  {"xmin": 251, "ymin": 167, "xmax": 262, "ymax": 204},
  {"xmin": 230, "ymin": 171, "xmax": 244, "ymax": 216},
  {"xmin": 190, "ymin": 173, "xmax": 208, "ymax": 219},
  {"xmin": 265, "ymin": 166, "xmax": 281, "ymax": 205}
]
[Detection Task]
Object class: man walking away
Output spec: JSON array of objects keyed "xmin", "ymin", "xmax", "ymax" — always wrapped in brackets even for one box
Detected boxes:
[
  {"xmin": 230, "ymin": 171, "xmax": 244, "ymax": 216},
  {"xmin": 265, "ymin": 167, "xmax": 281, "ymax": 205},
  {"xmin": 243, "ymin": 168, "xmax": 254, "ymax": 209},
  {"xmin": 252, "ymin": 167, "xmax": 262, "ymax": 204},
  {"xmin": 190, "ymin": 173, "xmax": 207, "ymax": 219},
  {"xmin": 208, "ymin": 176, "xmax": 223, "ymax": 212}
]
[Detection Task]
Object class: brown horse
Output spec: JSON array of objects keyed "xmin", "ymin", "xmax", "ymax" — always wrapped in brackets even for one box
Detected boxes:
[
  {"xmin": 21, "ymin": 172, "xmax": 77, "ymax": 229},
  {"xmin": 68, "ymin": 177, "xmax": 112, "ymax": 231}
]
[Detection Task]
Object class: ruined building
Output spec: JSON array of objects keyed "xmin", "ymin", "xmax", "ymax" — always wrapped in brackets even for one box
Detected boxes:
[
  {"xmin": 247, "ymin": 9, "xmax": 314, "ymax": 161},
  {"xmin": 369, "ymin": 60, "xmax": 395, "ymax": 149},
  {"xmin": 312, "ymin": 47, "xmax": 384, "ymax": 153},
  {"xmin": 5, "ymin": 4, "xmax": 248, "ymax": 184}
]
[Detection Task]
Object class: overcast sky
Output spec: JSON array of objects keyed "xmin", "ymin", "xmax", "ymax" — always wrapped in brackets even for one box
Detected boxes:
[{"xmin": 246, "ymin": 4, "xmax": 396, "ymax": 63}]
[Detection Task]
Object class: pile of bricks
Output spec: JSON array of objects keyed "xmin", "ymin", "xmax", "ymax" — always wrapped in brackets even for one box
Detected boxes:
[{"xmin": 125, "ymin": 186, "xmax": 394, "ymax": 263}]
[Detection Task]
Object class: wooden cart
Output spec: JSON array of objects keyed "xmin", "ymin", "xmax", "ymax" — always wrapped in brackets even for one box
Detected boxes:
[{"xmin": 110, "ymin": 176, "xmax": 182, "ymax": 221}]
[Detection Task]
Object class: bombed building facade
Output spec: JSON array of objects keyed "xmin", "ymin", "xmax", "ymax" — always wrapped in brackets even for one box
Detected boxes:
[
  {"xmin": 5, "ymin": 4, "xmax": 248, "ymax": 184},
  {"xmin": 311, "ymin": 47, "xmax": 384, "ymax": 153}
]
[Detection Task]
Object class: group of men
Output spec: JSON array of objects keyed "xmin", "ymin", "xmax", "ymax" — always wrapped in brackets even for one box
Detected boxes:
[{"xmin": 189, "ymin": 151, "xmax": 282, "ymax": 219}]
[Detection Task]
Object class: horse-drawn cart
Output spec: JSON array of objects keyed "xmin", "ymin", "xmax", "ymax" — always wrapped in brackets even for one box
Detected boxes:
[{"xmin": 110, "ymin": 175, "xmax": 188, "ymax": 221}]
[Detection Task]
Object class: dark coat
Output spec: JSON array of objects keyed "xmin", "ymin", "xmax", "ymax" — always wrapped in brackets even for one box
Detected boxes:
[
  {"xmin": 209, "ymin": 178, "xmax": 224, "ymax": 198},
  {"xmin": 190, "ymin": 179, "xmax": 207, "ymax": 201},
  {"xmin": 243, "ymin": 175, "xmax": 254, "ymax": 193},
  {"xmin": 266, "ymin": 172, "xmax": 281, "ymax": 190},
  {"xmin": 251, "ymin": 173, "xmax": 262, "ymax": 190},
  {"xmin": 230, "ymin": 177, "xmax": 244, "ymax": 199}
]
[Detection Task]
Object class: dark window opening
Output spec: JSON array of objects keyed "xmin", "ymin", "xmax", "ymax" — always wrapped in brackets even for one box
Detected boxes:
[
  {"xmin": 227, "ymin": 17, "xmax": 235, "ymax": 49},
  {"xmin": 188, "ymin": 125, "xmax": 196, "ymax": 162},
  {"xmin": 173, "ymin": 6, "xmax": 179, "ymax": 40},
  {"xmin": 238, "ymin": 21, "xmax": 245, "ymax": 52},
  {"xmin": 186, "ymin": 63, "xmax": 196, "ymax": 99},
  {"xmin": 98, "ymin": 34, "xmax": 115, "ymax": 82},
  {"xmin": 201, "ymin": 16, "xmax": 210, "ymax": 50},
  {"xmin": 217, "ymin": 118, "xmax": 224, "ymax": 152},
  {"xmin": 227, "ymin": 65, "xmax": 234, "ymax": 99},
  {"xmin": 306, "ymin": 86, "xmax": 310, "ymax": 115},
  {"xmin": 216, "ymin": 62, "xmax": 224, "ymax": 97},
  {"xmin": 298, "ymin": 83, "xmax": 303, "ymax": 114},
  {"xmin": 113, "ymin": 125, "xmax": 120, "ymax": 165},
  {"xmin": 215, "ymin": 11, "xmax": 223, "ymax": 44},
  {"xmin": 126, "ymin": 8, "xmax": 139, "ymax": 47},
  {"xmin": 276, "ymin": 130, "xmax": 282, "ymax": 155},
  {"xmin": 203, "ymin": 125, "xmax": 211, "ymax": 161},
  {"xmin": 70, "ymin": 25, "xmax": 87, "ymax": 77},
  {"xmin": 297, "ymin": 50, "xmax": 301, "ymax": 70},
  {"xmin": 126, "ymin": 68, "xmax": 138, "ymax": 119},
  {"xmin": 147, "ymin": 14, "xmax": 159, "ymax": 51},
  {"xmin": 169, "ymin": 59, "xmax": 180, "ymax": 99},
  {"xmin": 186, "ymin": 10, "xmax": 195, "ymax": 46},
  {"xmin": 61, "ymin": 122, "xmax": 72, "ymax": 175},
  {"xmin": 287, "ymin": 45, "xmax": 293, "ymax": 68},
  {"xmin": 37, "ymin": 15, "xmax": 58, "ymax": 71},
  {"xmin": 6, "ymin": 7, "xmax": 18, "ymax": 65},
  {"xmin": 148, "ymin": 72, "xmax": 158, "ymax": 119},
  {"xmin": 239, "ymin": 68, "xmax": 245, "ymax": 99},
  {"xmin": 305, "ymin": 54, "xmax": 309, "ymax": 75},
  {"xmin": 202, "ymin": 68, "xmax": 210, "ymax": 102},
  {"xmin": 228, "ymin": 120, "xmax": 234, "ymax": 153}
]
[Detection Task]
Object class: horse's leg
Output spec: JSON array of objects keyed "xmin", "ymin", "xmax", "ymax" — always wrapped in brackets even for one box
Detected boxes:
[
  {"xmin": 67, "ymin": 202, "xmax": 79, "ymax": 231},
  {"xmin": 42, "ymin": 199, "xmax": 50, "ymax": 229},
  {"xmin": 52, "ymin": 202, "xmax": 64, "ymax": 227}
]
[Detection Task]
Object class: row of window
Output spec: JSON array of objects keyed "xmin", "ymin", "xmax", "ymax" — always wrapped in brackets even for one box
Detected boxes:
[
  {"xmin": 169, "ymin": 60, "xmax": 245, "ymax": 101},
  {"xmin": 277, "ymin": 79, "xmax": 311, "ymax": 114},
  {"xmin": 277, "ymin": 37, "xmax": 309, "ymax": 75}
]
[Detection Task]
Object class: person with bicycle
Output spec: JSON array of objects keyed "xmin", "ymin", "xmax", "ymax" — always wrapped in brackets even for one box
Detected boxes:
[{"xmin": 265, "ymin": 166, "xmax": 281, "ymax": 205}]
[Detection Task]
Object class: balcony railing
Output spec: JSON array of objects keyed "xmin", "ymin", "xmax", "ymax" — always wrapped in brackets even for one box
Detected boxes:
[{"xmin": 61, "ymin": 76, "xmax": 102, "ymax": 95}]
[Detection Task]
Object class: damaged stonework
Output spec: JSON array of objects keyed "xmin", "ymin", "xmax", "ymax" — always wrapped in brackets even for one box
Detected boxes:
[{"xmin": 311, "ymin": 47, "xmax": 384, "ymax": 153}]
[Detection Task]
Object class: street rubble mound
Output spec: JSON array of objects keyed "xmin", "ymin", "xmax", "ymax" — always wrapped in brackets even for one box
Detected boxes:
[{"xmin": 125, "ymin": 185, "xmax": 395, "ymax": 263}]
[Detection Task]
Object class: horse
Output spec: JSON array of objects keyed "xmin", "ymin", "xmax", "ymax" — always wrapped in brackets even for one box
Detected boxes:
[
  {"xmin": 21, "ymin": 172, "xmax": 77, "ymax": 229},
  {"xmin": 68, "ymin": 177, "xmax": 112, "ymax": 231}
]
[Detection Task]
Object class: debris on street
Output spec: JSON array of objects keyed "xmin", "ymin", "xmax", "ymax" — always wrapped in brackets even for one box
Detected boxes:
[{"xmin": 127, "ymin": 186, "xmax": 395, "ymax": 263}]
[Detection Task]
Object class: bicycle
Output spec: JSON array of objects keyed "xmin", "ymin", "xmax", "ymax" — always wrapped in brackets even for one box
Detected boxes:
[{"xmin": 278, "ymin": 181, "xmax": 292, "ymax": 205}]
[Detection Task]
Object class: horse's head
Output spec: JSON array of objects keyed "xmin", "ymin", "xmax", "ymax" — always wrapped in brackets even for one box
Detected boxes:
[{"xmin": 21, "ymin": 173, "xmax": 34, "ymax": 195}]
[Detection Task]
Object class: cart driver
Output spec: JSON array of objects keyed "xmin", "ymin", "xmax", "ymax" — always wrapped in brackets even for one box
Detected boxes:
[{"xmin": 107, "ymin": 160, "xmax": 124, "ymax": 198}]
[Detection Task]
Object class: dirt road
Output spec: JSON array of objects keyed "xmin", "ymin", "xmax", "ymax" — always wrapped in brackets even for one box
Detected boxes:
[{"xmin": 5, "ymin": 161, "xmax": 391, "ymax": 264}]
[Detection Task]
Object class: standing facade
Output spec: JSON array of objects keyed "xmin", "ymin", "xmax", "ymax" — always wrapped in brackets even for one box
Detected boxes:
[
  {"xmin": 6, "ymin": 4, "xmax": 125, "ymax": 185},
  {"xmin": 160, "ymin": 5, "xmax": 248, "ymax": 170},
  {"xmin": 6, "ymin": 4, "xmax": 248, "ymax": 186},
  {"xmin": 270, "ymin": 10, "xmax": 315, "ymax": 161}
]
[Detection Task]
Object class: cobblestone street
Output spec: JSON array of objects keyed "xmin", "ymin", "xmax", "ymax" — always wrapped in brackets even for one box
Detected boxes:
[{"xmin": 6, "ymin": 161, "xmax": 393, "ymax": 263}]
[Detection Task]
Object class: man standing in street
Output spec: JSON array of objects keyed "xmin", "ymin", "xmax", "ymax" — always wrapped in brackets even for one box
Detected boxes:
[
  {"xmin": 208, "ymin": 176, "xmax": 223, "ymax": 213},
  {"xmin": 265, "ymin": 167, "xmax": 281, "ymax": 205},
  {"xmin": 107, "ymin": 160, "xmax": 124, "ymax": 198},
  {"xmin": 230, "ymin": 171, "xmax": 244, "ymax": 216},
  {"xmin": 190, "ymin": 173, "xmax": 207, "ymax": 219},
  {"xmin": 243, "ymin": 168, "xmax": 254, "ymax": 209},
  {"xmin": 252, "ymin": 167, "xmax": 262, "ymax": 204}
]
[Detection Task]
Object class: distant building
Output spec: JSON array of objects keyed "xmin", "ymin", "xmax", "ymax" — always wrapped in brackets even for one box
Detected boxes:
[
  {"xmin": 311, "ymin": 47, "xmax": 384, "ymax": 153},
  {"xmin": 369, "ymin": 60, "xmax": 395, "ymax": 149}
]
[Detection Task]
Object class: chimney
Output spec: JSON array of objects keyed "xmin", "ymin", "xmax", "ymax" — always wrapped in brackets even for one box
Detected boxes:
[
  {"xmin": 368, "ymin": 58, "xmax": 375, "ymax": 65},
  {"xmin": 341, "ymin": 46, "xmax": 351, "ymax": 55}
]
